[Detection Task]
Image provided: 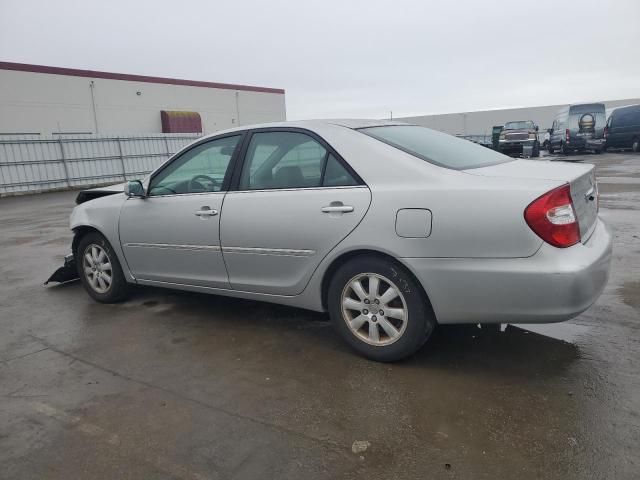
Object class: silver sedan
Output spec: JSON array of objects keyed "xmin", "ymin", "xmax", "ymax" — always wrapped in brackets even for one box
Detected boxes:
[{"xmin": 65, "ymin": 120, "xmax": 612, "ymax": 361}]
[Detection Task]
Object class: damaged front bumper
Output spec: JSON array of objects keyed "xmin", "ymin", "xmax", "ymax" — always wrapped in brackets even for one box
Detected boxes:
[{"xmin": 45, "ymin": 253, "xmax": 79, "ymax": 285}]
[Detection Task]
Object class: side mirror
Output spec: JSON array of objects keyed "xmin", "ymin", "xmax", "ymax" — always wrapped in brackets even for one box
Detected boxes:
[{"xmin": 124, "ymin": 180, "xmax": 145, "ymax": 198}]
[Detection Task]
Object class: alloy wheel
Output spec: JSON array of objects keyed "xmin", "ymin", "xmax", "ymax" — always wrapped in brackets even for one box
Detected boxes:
[
  {"xmin": 83, "ymin": 244, "xmax": 112, "ymax": 293},
  {"xmin": 341, "ymin": 273, "xmax": 408, "ymax": 346}
]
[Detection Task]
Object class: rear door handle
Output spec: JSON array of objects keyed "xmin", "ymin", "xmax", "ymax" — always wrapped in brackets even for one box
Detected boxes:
[
  {"xmin": 321, "ymin": 204, "xmax": 354, "ymax": 213},
  {"xmin": 195, "ymin": 206, "xmax": 219, "ymax": 217}
]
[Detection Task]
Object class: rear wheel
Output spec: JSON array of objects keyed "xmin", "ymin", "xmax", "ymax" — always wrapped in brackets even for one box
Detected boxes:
[
  {"xmin": 633, "ymin": 137, "xmax": 640, "ymax": 153},
  {"xmin": 548, "ymin": 143, "xmax": 555, "ymax": 154},
  {"xmin": 561, "ymin": 142, "xmax": 569, "ymax": 156},
  {"xmin": 76, "ymin": 232, "xmax": 131, "ymax": 303},
  {"xmin": 328, "ymin": 255, "xmax": 436, "ymax": 362}
]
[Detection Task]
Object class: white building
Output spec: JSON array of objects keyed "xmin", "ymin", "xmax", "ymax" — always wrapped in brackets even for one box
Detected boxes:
[
  {"xmin": 0, "ymin": 62, "xmax": 286, "ymax": 135},
  {"xmin": 396, "ymin": 98, "xmax": 640, "ymax": 136}
]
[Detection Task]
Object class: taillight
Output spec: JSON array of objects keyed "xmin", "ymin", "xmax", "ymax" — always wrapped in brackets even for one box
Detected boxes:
[
  {"xmin": 565, "ymin": 128, "xmax": 570, "ymax": 143},
  {"xmin": 524, "ymin": 184, "xmax": 580, "ymax": 248}
]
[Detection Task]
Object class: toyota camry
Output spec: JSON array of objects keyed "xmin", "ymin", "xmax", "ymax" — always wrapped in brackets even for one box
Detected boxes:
[{"xmin": 49, "ymin": 120, "xmax": 612, "ymax": 361}]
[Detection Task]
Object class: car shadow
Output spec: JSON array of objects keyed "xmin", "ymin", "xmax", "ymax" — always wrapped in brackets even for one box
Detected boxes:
[{"xmin": 113, "ymin": 286, "xmax": 582, "ymax": 378}]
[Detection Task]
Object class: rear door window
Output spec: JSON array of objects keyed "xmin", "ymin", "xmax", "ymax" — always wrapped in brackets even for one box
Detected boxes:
[{"xmin": 240, "ymin": 132, "xmax": 326, "ymax": 190}]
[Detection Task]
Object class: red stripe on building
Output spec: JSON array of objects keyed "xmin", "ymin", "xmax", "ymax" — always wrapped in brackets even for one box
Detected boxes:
[{"xmin": 0, "ymin": 61, "xmax": 285, "ymax": 94}]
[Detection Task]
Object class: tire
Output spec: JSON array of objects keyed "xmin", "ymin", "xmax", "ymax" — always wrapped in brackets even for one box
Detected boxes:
[
  {"xmin": 633, "ymin": 137, "xmax": 640, "ymax": 153},
  {"xmin": 532, "ymin": 141, "xmax": 540, "ymax": 158},
  {"xmin": 76, "ymin": 231, "xmax": 131, "ymax": 303},
  {"xmin": 561, "ymin": 142, "xmax": 569, "ymax": 156},
  {"xmin": 328, "ymin": 255, "xmax": 436, "ymax": 362},
  {"xmin": 549, "ymin": 143, "xmax": 555, "ymax": 154}
]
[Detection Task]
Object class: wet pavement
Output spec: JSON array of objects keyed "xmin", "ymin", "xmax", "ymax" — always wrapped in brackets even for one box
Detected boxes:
[{"xmin": 1, "ymin": 151, "xmax": 639, "ymax": 479}]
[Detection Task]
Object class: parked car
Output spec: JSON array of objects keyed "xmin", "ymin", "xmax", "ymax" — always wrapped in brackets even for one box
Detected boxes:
[
  {"xmin": 53, "ymin": 120, "xmax": 612, "ymax": 362},
  {"xmin": 498, "ymin": 120, "xmax": 540, "ymax": 157},
  {"xmin": 604, "ymin": 104, "xmax": 640, "ymax": 152},
  {"xmin": 549, "ymin": 103, "xmax": 606, "ymax": 155}
]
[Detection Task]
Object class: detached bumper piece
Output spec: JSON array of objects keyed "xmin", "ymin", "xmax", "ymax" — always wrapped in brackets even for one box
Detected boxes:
[{"xmin": 45, "ymin": 253, "xmax": 79, "ymax": 285}]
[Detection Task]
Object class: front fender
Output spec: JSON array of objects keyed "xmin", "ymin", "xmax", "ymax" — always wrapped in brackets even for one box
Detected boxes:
[{"xmin": 70, "ymin": 193, "xmax": 136, "ymax": 282}]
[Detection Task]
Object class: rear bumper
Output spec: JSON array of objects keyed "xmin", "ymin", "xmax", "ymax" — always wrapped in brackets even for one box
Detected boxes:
[
  {"xmin": 402, "ymin": 218, "xmax": 612, "ymax": 324},
  {"xmin": 568, "ymin": 137, "xmax": 605, "ymax": 150}
]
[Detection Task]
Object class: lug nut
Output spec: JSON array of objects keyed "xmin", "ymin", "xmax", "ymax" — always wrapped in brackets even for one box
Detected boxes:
[
  {"xmin": 364, "ymin": 299, "xmax": 370, "ymax": 304},
  {"xmin": 379, "ymin": 310, "xmax": 384, "ymax": 316},
  {"xmin": 363, "ymin": 309, "xmax": 368, "ymax": 315},
  {"xmin": 374, "ymin": 299, "xmax": 379, "ymax": 304},
  {"xmin": 371, "ymin": 315, "xmax": 377, "ymax": 322}
]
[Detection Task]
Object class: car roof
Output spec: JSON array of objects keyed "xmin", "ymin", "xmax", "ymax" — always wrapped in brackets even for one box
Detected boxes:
[
  {"xmin": 201, "ymin": 119, "xmax": 414, "ymax": 139},
  {"xmin": 612, "ymin": 103, "xmax": 640, "ymax": 114}
]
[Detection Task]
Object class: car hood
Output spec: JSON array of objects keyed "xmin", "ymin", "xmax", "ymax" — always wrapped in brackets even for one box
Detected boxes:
[{"xmin": 75, "ymin": 182, "xmax": 126, "ymax": 204}]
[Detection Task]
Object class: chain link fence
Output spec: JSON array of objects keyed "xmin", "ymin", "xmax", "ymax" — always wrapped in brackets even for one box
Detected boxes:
[{"xmin": 0, "ymin": 133, "xmax": 202, "ymax": 196}]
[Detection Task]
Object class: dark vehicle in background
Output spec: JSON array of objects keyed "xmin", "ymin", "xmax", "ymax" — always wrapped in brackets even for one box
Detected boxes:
[
  {"xmin": 491, "ymin": 125, "xmax": 503, "ymax": 150},
  {"xmin": 549, "ymin": 103, "xmax": 606, "ymax": 155},
  {"xmin": 498, "ymin": 120, "xmax": 539, "ymax": 157},
  {"xmin": 604, "ymin": 104, "xmax": 640, "ymax": 152}
]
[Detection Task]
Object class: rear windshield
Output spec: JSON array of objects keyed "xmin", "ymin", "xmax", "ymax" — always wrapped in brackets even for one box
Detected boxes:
[
  {"xmin": 504, "ymin": 121, "xmax": 534, "ymax": 130},
  {"xmin": 359, "ymin": 125, "xmax": 512, "ymax": 170},
  {"xmin": 569, "ymin": 103, "xmax": 605, "ymax": 115}
]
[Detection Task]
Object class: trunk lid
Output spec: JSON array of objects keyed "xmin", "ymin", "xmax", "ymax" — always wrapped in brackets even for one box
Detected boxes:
[{"xmin": 465, "ymin": 160, "xmax": 598, "ymax": 242}]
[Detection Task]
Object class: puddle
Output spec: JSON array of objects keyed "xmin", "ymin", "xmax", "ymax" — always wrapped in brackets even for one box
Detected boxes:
[
  {"xmin": 507, "ymin": 323, "xmax": 591, "ymax": 343},
  {"xmin": 618, "ymin": 280, "xmax": 640, "ymax": 310}
]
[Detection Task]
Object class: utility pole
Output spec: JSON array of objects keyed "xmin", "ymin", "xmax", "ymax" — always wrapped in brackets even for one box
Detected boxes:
[
  {"xmin": 235, "ymin": 91, "xmax": 241, "ymax": 126},
  {"xmin": 89, "ymin": 81, "xmax": 99, "ymax": 133}
]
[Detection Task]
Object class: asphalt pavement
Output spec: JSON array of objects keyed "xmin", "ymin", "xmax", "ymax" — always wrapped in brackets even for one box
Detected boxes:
[{"xmin": 1, "ymin": 151, "xmax": 638, "ymax": 479}]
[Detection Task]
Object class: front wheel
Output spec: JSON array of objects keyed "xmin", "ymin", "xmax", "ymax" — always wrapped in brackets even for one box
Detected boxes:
[
  {"xmin": 76, "ymin": 232, "xmax": 131, "ymax": 303},
  {"xmin": 549, "ymin": 143, "xmax": 555, "ymax": 154},
  {"xmin": 328, "ymin": 255, "xmax": 436, "ymax": 362}
]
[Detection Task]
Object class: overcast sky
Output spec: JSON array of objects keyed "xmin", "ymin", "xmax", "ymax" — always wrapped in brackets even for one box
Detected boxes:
[{"xmin": 1, "ymin": 0, "xmax": 639, "ymax": 120}]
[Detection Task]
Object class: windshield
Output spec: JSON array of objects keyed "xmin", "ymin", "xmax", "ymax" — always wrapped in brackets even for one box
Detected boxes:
[
  {"xmin": 503, "ymin": 121, "xmax": 534, "ymax": 130},
  {"xmin": 359, "ymin": 125, "xmax": 512, "ymax": 170}
]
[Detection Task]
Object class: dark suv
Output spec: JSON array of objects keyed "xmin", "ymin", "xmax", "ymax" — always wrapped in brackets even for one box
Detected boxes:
[
  {"xmin": 605, "ymin": 104, "xmax": 640, "ymax": 152},
  {"xmin": 498, "ymin": 120, "xmax": 540, "ymax": 157}
]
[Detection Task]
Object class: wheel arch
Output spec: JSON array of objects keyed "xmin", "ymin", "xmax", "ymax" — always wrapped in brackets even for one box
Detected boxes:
[
  {"xmin": 320, "ymin": 248, "xmax": 437, "ymax": 321},
  {"xmin": 71, "ymin": 225, "xmax": 104, "ymax": 257}
]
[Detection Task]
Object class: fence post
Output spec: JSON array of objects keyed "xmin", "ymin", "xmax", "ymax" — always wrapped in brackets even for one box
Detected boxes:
[
  {"xmin": 57, "ymin": 137, "xmax": 71, "ymax": 188},
  {"xmin": 116, "ymin": 137, "xmax": 127, "ymax": 181},
  {"xmin": 163, "ymin": 136, "xmax": 171, "ymax": 159}
]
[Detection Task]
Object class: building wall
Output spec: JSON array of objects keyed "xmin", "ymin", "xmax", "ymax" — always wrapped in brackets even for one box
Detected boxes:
[
  {"xmin": 396, "ymin": 98, "xmax": 640, "ymax": 136},
  {"xmin": 0, "ymin": 67, "xmax": 286, "ymax": 135}
]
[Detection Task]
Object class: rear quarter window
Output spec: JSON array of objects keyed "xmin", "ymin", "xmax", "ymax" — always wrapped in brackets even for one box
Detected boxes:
[{"xmin": 359, "ymin": 125, "xmax": 512, "ymax": 170}]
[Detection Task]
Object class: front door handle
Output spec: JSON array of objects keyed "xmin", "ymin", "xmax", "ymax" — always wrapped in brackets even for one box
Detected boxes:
[
  {"xmin": 321, "ymin": 203, "xmax": 354, "ymax": 213},
  {"xmin": 195, "ymin": 206, "xmax": 219, "ymax": 217}
]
